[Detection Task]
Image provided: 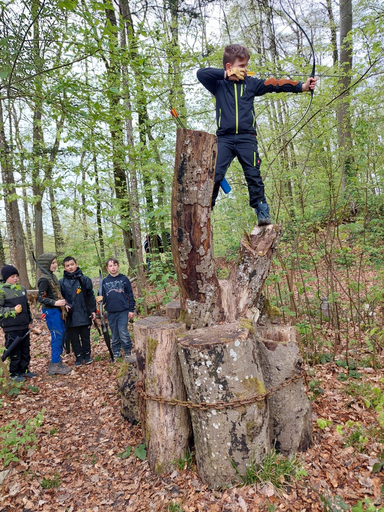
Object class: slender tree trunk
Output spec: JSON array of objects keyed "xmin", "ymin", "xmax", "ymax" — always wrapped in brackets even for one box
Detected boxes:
[
  {"xmin": 0, "ymin": 100, "xmax": 30, "ymax": 288},
  {"xmin": 94, "ymin": 154, "xmax": 106, "ymax": 263},
  {"xmin": 337, "ymin": 0, "xmax": 353, "ymax": 196}
]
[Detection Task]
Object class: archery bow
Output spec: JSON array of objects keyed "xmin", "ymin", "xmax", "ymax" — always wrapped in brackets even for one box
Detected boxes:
[{"xmin": 267, "ymin": 1, "xmax": 316, "ymax": 149}]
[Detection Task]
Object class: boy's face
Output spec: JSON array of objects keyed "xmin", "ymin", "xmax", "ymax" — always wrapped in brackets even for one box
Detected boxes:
[
  {"xmin": 6, "ymin": 274, "xmax": 19, "ymax": 285},
  {"xmin": 64, "ymin": 259, "xmax": 78, "ymax": 274},
  {"xmin": 50, "ymin": 258, "xmax": 58, "ymax": 272},
  {"xmin": 226, "ymin": 57, "xmax": 249, "ymax": 71},
  {"xmin": 107, "ymin": 261, "xmax": 119, "ymax": 276}
]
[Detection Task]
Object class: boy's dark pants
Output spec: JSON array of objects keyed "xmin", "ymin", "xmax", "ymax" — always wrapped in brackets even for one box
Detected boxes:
[
  {"xmin": 212, "ymin": 134, "xmax": 266, "ymax": 208},
  {"xmin": 5, "ymin": 329, "xmax": 30, "ymax": 377},
  {"xmin": 67, "ymin": 325, "xmax": 91, "ymax": 360}
]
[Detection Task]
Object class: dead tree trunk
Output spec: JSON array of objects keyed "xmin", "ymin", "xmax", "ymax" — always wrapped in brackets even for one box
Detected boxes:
[
  {"xmin": 178, "ymin": 323, "xmax": 270, "ymax": 488},
  {"xmin": 171, "ymin": 129, "xmax": 223, "ymax": 328},
  {"xmin": 171, "ymin": 129, "xmax": 281, "ymax": 327}
]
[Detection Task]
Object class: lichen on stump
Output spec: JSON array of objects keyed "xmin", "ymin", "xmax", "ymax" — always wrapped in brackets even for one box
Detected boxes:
[
  {"xmin": 254, "ymin": 324, "xmax": 312, "ymax": 455},
  {"xmin": 177, "ymin": 322, "xmax": 270, "ymax": 488}
]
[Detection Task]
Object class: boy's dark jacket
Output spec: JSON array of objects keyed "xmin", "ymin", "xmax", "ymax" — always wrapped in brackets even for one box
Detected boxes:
[
  {"xmin": 0, "ymin": 282, "xmax": 32, "ymax": 332},
  {"xmin": 196, "ymin": 68, "xmax": 302, "ymax": 137},
  {"xmin": 101, "ymin": 274, "xmax": 135, "ymax": 313},
  {"xmin": 60, "ymin": 268, "xmax": 96, "ymax": 328},
  {"xmin": 37, "ymin": 253, "xmax": 62, "ymax": 310}
]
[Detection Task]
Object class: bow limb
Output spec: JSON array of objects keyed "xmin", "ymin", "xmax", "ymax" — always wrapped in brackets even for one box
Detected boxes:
[{"xmin": 267, "ymin": 1, "xmax": 316, "ymax": 151}]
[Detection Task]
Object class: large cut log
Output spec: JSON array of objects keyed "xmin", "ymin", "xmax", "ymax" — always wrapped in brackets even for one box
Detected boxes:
[
  {"xmin": 254, "ymin": 324, "xmax": 312, "ymax": 454},
  {"xmin": 133, "ymin": 316, "xmax": 168, "ymax": 435},
  {"xmin": 144, "ymin": 319, "xmax": 192, "ymax": 474},
  {"xmin": 171, "ymin": 128, "xmax": 223, "ymax": 328},
  {"xmin": 177, "ymin": 323, "xmax": 270, "ymax": 488}
]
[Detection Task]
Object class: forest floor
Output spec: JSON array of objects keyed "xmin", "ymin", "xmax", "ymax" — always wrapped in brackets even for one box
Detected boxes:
[{"xmin": 0, "ymin": 318, "xmax": 383, "ymax": 512}]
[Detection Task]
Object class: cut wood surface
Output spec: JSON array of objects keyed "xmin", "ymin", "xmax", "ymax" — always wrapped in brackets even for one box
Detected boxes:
[{"xmin": 177, "ymin": 322, "xmax": 270, "ymax": 488}]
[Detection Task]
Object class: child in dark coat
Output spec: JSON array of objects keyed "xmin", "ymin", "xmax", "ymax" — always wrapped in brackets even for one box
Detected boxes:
[
  {"xmin": 60, "ymin": 257, "xmax": 96, "ymax": 366},
  {"xmin": 96, "ymin": 258, "xmax": 135, "ymax": 363},
  {"xmin": 0, "ymin": 265, "xmax": 35, "ymax": 381},
  {"xmin": 37, "ymin": 253, "xmax": 72, "ymax": 375}
]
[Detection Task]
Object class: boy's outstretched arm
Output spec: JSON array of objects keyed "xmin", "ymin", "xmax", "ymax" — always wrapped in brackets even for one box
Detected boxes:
[{"xmin": 301, "ymin": 76, "xmax": 317, "ymax": 91}]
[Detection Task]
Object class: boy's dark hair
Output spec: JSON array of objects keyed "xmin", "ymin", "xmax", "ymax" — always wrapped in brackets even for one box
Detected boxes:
[
  {"xmin": 106, "ymin": 257, "xmax": 119, "ymax": 267},
  {"xmin": 222, "ymin": 44, "xmax": 250, "ymax": 68},
  {"xmin": 63, "ymin": 256, "xmax": 77, "ymax": 264}
]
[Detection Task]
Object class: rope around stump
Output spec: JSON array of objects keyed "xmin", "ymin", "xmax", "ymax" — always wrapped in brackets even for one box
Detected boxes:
[{"xmin": 136, "ymin": 369, "xmax": 307, "ymax": 411}]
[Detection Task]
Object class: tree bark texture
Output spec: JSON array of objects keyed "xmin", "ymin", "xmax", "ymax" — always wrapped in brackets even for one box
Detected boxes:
[
  {"xmin": 177, "ymin": 323, "xmax": 270, "ymax": 488},
  {"xmin": 171, "ymin": 129, "xmax": 281, "ymax": 328},
  {"xmin": 117, "ymin": 362, "xmax": 140, "ymax": 425},
  {"xmin": 144, "ymin": 319, "xmax": 191, "ymax": 475},
  {"xmin": 220, "ymin": 224, "xmax": 282, "ymax": 323},
  {"xmin": 171, "ymin": 129, "xmax": 223, "ymax": 328},
  {"xmin": 133, "ymin": 316, "xmax": 168, "ymax": 435},
  {"xmin": 254, "ymin": 325, "xmax": 312, "ymax": 455}
]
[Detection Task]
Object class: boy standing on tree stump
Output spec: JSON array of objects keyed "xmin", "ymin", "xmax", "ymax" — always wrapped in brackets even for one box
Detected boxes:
[{"xmin": 197, "ymin": 43, "xmax": 316, "ymax": 225}]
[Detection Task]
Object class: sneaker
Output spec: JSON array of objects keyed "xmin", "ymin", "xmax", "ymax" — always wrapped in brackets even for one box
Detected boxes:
[
  {"xmin": 84, "ymin": 355, "xmax": 93, "ymax": 365},
  {"xmin": 124, "ymin": 353, "xmax": 137, "ymax": 364},
  {"xmin": 24, "ymin": 371, "xmax": 38, "ymax": 378},
  {"xmin": 74, "ymin": 356, "xmax": 83, "ymax": 367},
  {"xmin": 255, "ymin": 202, "xmax": 271, "ymax": 226},
  {"xmin": 113, "ymin": 352, "xmax": 122, "ymax": 359},
  {"xmin": 48, "ymin": 361, "xmax": 72, "ymax": 375},
  {"xmin": 11, "ymin": 375, "xmax": 25, "ymax": 382}
]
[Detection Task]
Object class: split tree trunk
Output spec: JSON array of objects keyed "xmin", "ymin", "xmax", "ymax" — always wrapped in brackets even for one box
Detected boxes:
[{"xmin": 178, "ymin": 322, "xmax": 270, "ymax": 488}]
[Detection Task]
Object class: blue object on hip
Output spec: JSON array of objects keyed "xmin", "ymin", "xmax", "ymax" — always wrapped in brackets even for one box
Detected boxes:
[{"xmin": 220, "ymin": 178, "xmax": 231, "ymax": 194}]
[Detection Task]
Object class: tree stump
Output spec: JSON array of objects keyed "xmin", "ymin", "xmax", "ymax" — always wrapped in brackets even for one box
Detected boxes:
[
  {"xmin": 145, "ymin": 320, "xmax": 191, "ymax": 474},
  {"xmin": 171, "ymin": 129, "xmax": 224, "ymax": 328},
  {"xmin": 171, "ymin": 129, "xmax": 282, "ymax": 327},
  {"xmin": 165, "ymin": 300, "xmax": 181, "ymax": 320},
  {"xmin": 133, "ymin": 316, "xmax": 191, "ymax": 475},
  {"xmin": 116, "ymin": 362, "xmax": 140, "ymax": 425},
  {"xmin": 254, "ymin": 324, "xmax": 312, "ymax": 454},
  {"xmin": 178, "ymin": 322, "xmax": 270, "ymax": 488},
  {"xmin": 134, "ymin": 316, "xmax": 168, "ymax": 434}
]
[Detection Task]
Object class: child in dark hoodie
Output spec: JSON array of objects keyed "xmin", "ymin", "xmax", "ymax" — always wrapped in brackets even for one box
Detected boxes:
[
  {"xmin": 0, "ymin": 265, "xmax": 34, "ymax": 381},
  {"xmin": 60, "ymin": 256, "xmax": 96, "ymax": 366},
  {"xmin": 37, "ymin": 253, "xmax": 72, "ymax": 376},
  {"xmin": 96, "ymin": 258, "xmax": 135, "ymax": 362}
]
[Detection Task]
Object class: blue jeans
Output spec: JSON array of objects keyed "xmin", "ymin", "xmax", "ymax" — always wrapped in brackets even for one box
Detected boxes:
[
  {"xmin": 107, "ymin": 310, "xmax": 132, "ymax": 356},
  {"xmin": 43, "ymin": 308, "xmax": 65, "ymax": 363}
]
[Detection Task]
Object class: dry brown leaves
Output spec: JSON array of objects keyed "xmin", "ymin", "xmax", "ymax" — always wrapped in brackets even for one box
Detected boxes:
[{"xmin": 0, "ymin": 320, "xmax": 383, "ymax": 512}]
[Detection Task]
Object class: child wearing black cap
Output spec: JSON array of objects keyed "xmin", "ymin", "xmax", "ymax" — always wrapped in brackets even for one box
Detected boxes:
[{"xmin": 0, "ymin": 265, "xmax": 35, "ymax": 381}]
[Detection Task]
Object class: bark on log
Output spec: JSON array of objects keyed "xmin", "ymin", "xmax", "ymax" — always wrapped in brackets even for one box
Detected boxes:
[
  {"xmin": 145, "ymin": 320, "xmax": 192, "ymax": 474},
  {"xmin": 171, "ymin": 129, "xmax": 282, "ymax": 328},
  {"xmin": 171, "ymin": 129, "xmax": 223, "ymax": 328},
  {"xmin": 221, "ymin": 224, "xmax": 282, "ymax": 323},
  {"xmin": 177, "ymin": 322, "xmax": 270, "ymax": 488},
  {"xmin": 116, "ymin": 362, "xmax": 140, "ymax": 425},
  {"xmin": 254, "ymin": 324, "xmax": 312, "ymax": 455},
  {"xmin": 133, "ymin": 316, "xmax": 168, "ymax": 435}
]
